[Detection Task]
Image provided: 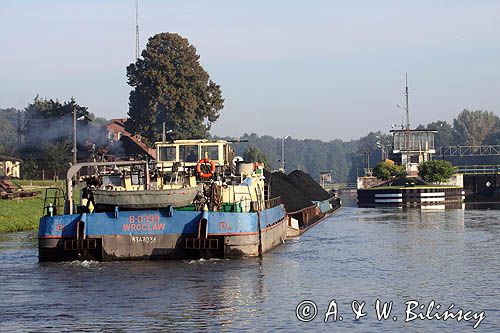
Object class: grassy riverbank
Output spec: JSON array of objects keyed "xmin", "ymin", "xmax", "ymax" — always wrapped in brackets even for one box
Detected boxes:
[{"xmin": 0, "ymin": 180, "xmax": 64, "ymax": 233}]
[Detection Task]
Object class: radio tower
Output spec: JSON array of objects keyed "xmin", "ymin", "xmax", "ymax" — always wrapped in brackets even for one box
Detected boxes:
[
  {"xmin": 135, "ymin": 0, "xmax": 140, "ymax": 60},
  {"xmin": 405, "ymin": 72, "xmax": 410, "ymax": 130}
]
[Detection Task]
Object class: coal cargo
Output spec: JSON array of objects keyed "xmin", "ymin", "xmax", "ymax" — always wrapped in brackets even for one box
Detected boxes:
[
  {"xmin": 264, "ymin": 169, "xmax": 341, "ymax": 238},
  {"xmin": 264, "ymin": 170, "xmax": 314, "ymax": 213},
  {"xmin": 287, "ymin": 170, "xmax": 331, "ymax": 201}
]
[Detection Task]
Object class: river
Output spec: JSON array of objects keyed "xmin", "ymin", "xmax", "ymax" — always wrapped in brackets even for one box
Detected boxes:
[{"xmin": 0, "ymin": 195, "xmax": 499, "ymax": 332}]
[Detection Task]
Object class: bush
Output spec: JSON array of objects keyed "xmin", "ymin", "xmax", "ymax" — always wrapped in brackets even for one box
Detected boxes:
[
  {"xmin": 21, "ymin": 159, "xmax": 39, "ymax": 180},
  {"xmin": 417, "ymin": 160, "xmax": 456, "ymax": 183},
  {"xmin": 392, "ymin": 164, "xmax": 407, "ymax": 178},
  {"xmin": 373, "ymin": 161, "xmax": 407, "ymax": 180},
  {"xmin": 373, "ymin": 161, "xmax": 392, "ymax": 180}
]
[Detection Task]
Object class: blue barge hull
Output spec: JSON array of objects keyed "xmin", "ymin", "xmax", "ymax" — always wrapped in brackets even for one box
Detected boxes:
[{"xmin": 38, "ymin": 205, "xmax": 287, "ymax": 261}]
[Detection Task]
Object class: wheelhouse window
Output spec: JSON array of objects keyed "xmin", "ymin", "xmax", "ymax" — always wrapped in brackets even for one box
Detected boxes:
[
  {"xmin": 158, "ymin": 146, "xmax": 176, "ymax": 161},
  {"xmin": 102, "ymin": 175, "xmax": 122, "ymax": 187},
  {"xmin": 179, "ymin": 145, "xmax": 199, "ymax": 162},
  {"xmin": 200, "ymin": 145, "xmax": 219, "ymax": 160},
  {"xmin": 410, "ymin": 155, "xmax": 420, "ymax": 163},
  {"xmin": 130, "ymin": 170, "xmax": 142, "ymax": 185}
]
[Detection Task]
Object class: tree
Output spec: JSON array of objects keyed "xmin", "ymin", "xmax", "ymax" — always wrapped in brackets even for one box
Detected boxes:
[
  {"xmin": 392, "ymin": 164, "xmax": 408, "ymax": 178},
  {"xmin": 372, "ymin": 160, "xmax": 407, "ymax": 180},
  {"xmin": 24, "ymin": 96, "xmax": 91, "ymax": 146},
  {"xmin": 25, "ymin": 96, "xmax": 89, "ymax": 120},
  {"xmin": 43, "ymin": 140, "xmax": 71, "ymax": 180},
  {"xmin": 243, "ymin": 145, "xmax": 270, "ymax": 168},
  {"xmin": 372, "ymin": 161, "xmax": 392, "ymax": 180},
  {"xmin": 20, "ymin": 159, "xmax": 39, "ymax": 180},
  {"xmin": 126, "ymin": 33, "xmax": 224, "ymax": 143},
  {"xmin": 348, "ymin": 131, "xmax": 384, "ymax": 179},
  {"xmin": 422, "ymin": 120, "xmax": 457, "ymax": 147},
  {"xmin": 0, "ymin": 107, "xmax": 21, "ymax": 128},
  {"xmin": 417, "ymin": 160, "xmax": 456, "ymax": 183},
  {"xmin": 453, "ymin": 110, "xmax": 500, "ymax": 146},
  {"xmin": 0, "ymin": 114, "xmax": 16, "ymax": 154}
]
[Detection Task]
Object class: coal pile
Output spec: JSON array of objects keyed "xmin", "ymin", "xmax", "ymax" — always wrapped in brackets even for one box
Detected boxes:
[
  {"xmin": 288, "ymin": 170, "xmax": 332, "ymax": 201},
  {"xmin": 264, "ymin": 170, "xmax": 314, "ymax": 213}
]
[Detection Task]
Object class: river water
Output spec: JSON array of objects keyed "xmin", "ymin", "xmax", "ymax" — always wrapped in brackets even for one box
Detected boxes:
[{"xmin": 1, "ymin": 195, "xmax": 499, "ymax": 332}]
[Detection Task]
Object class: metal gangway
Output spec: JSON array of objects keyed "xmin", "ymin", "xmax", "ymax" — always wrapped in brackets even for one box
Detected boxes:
[
  {"xmin": 323, "ymin": 183, "xmax": 357, "ymax": 192},
  {"xmin": 436, "ymin": 145, "xmax": 500, "ymax": 157},
  {"xmin": 455, "ymin": 165, "xmax": 500, "ymax": 175},
  {"xmin": 434, "ymin": 145, "xmax": 500, "ymax": 175}
]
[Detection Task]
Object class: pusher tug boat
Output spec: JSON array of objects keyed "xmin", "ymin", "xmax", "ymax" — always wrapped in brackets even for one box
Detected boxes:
[{"xmin": 38, "ymin": 139, "xmax": 287, "ymax": 261}]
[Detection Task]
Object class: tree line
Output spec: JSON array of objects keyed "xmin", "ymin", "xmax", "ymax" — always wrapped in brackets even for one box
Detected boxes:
[
  {"xmin": 225, "ymin": 109, "xmax": 500, "ymax": 183},
  {"xmin": 0, "ymin": 97, "xmax": 108, "ymax": 179},
  {"xmin": 2, "ymin": 102, "xmax": 498, "ymax": 184}
]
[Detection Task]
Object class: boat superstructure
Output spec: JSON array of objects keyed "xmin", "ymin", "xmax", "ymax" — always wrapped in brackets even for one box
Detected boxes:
[{"xmin": 38, "ymin": 139, "xmax": 287, "ymax": 261}]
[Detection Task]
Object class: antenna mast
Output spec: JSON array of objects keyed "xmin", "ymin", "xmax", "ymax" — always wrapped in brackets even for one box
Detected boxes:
[
  {"xmin": 135, "ymin": 0, "xmax": 140, "ymax": 60},
  {"xmin": 405, "ymin": 72, "xmax": 410, "ymax": 130}
]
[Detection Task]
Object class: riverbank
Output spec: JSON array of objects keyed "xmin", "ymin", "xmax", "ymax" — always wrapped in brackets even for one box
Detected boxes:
[{"xmin": 0, "ymin": 180, "xmax": 63, "ymax": 233}]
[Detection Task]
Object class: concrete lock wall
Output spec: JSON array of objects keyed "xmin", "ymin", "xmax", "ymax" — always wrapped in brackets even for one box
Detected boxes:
[{"xmin": 463, "ymin": 174, "xmax": 500, "ymax": 202}]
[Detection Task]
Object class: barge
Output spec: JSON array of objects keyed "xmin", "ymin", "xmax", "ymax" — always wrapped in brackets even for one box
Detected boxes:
[
  {"xmin": 264, "ymin": 170, "xmax": 341, "ymax": 238},
  {"xmin": 286, "ymin": 198, "xmax": 341, "ymax": 238},
  {"xmin": 38, "ymin": 139, "xmax": 287, "ymax": 261}
]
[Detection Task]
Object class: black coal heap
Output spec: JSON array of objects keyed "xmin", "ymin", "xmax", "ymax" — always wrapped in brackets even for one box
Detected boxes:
[
  {"xmin": 264, "ymin": 169, "xmax": 331, "ymax": 213},
  {"xmin": 287, "ymin": 170, "xmax": 331, "ymax": 201}
]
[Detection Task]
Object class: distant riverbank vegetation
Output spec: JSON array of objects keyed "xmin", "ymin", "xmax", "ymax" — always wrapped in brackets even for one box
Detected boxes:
[
  {"xmin": 216, "ymin": 109, "xmax": 500, "ymax": 182},
  {"xmin": 1, "ymin": 106, "xmax": 498, "ymax": 183}
]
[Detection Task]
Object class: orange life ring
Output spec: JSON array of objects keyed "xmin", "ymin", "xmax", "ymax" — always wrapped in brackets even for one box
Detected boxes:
[{"xmin": 196, "ymin": 158, "xmax": 216, "ymax": 178}]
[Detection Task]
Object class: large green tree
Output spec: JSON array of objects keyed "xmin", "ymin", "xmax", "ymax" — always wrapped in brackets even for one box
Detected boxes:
[
  {"xmin": 453, "ymin": 109, "xmax": 500, "ymax": 146},
  {"xmin": 126, "ymin": 33, "xmax": 224, "ymax": 143}
]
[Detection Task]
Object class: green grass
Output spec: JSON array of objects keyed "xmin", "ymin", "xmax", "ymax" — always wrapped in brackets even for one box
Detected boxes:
[
  {"xmin": 364, "ymin": 185, "xmax": 462, "ymax": 190},
  {"xmin": 0, "ymin": 190, "xmax": 45, "ymax": 233},
  {"xmin": 0, "ymin": 180, "xmax": 81, "ymax": 233},
  {"xmin": 12, "ymin": 179, "xmax": 64, "ymax": 188}
]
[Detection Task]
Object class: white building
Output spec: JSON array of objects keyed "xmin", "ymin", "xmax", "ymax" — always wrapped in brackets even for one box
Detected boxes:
[
  {"xmin": 0, "ymin": 155, "xmax": 22, "ymax": 178},
  {"xmin": 389, "ymin": 129, "xmax": 437, "ymax": 176}
]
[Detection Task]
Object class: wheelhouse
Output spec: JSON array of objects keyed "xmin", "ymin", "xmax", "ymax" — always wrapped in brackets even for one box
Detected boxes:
[{"xmin": 155, "ymin": 139, "xmax": 233, "ymax": 168}]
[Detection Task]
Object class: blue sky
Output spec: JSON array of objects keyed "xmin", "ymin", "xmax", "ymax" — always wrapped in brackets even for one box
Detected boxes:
[{"xmin": 1, "ymin": 0, "xmax": 499, "ymax": 140}]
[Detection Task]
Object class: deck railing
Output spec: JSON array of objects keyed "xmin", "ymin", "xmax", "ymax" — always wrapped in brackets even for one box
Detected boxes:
[
  {"xmin": 264, "ymin": 196, "xmax": 282, "ymax": 209},
  {"xmin": 455, "ymin": 165, "xmax": 500, "ymax": 175}
]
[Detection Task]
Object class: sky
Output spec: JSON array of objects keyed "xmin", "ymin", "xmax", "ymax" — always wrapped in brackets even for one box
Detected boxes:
[{"xmin": 1, "ymin": 0, "xmax": 499, "ymax": 141}]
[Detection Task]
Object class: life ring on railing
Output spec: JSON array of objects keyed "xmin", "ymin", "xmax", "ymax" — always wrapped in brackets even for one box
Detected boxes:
[{"xmin": 196, "ymin": 158, "xmax": 216, "ymax": 179}]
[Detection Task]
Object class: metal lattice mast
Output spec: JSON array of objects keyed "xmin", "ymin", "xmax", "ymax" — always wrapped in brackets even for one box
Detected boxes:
[
  {"xmin": 135, "ymin": 0, "xmax": 140, "ymax": 60},
  {"xmin": 405, "ymin": 72, "xmax": 410, "ymax": 130}
]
